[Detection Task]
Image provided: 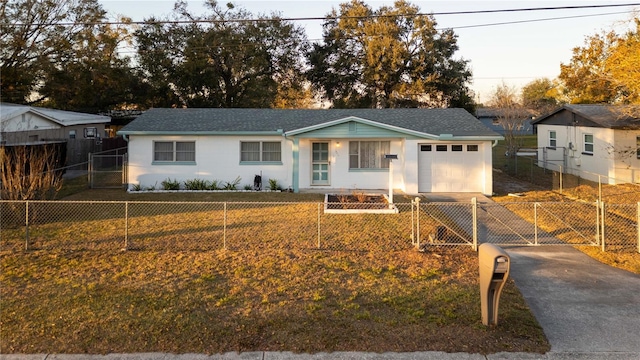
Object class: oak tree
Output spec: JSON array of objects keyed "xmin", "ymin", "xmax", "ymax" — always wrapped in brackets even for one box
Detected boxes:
[
  {"xmin": 306, "ymin": 0, "xmax": 473, "ymax": 110},
  {"xmin": 135, "ymin": 0, "xmax": 310, "ymax": 108},
  {"xmin": 1, "ymin": 0, "xmax": 140, "ymax": 111},
  {"xmin": 559, "ymin": 18, "xmax": 640, "ymax": 105},
  {"xmin": 521, "ymin": 78, "xmax": 562, "ymax": 116}
]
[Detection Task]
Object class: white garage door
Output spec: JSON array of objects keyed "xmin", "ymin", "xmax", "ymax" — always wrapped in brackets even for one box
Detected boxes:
[{"xmin": 418, "ymin": 143, "xmax": 485, "ymax": 193}]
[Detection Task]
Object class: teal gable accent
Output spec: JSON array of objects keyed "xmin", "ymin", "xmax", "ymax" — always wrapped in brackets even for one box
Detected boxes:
[{"xmin": 293, "ymin": 121, "xmax": 415, "ymax": 139}]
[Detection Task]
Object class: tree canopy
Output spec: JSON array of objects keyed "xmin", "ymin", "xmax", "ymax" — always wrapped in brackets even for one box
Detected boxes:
[
  {"xmin": 559, "ymin": 18, "xmax": 640, "ymax": 105},
  {"xmin": 487, "ymin": 82, "xmax": 537, "ymax": 157},
  {"xmin": 0, "ymin": 0, "xmax": 140, "ymax": 112},
  {"xmin": 135, "ymin": 0, "xmax": 310, "ymax": 108},
  {"xmin": 307, "ymin": 0, "xmax": 474, "ymax": 110},
  {"xmin": 521, "ymin": 78, "xmax": 562, "ymax": 116}
]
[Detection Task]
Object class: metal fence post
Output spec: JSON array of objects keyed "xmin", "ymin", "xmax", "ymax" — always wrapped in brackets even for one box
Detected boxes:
[
  {"xmin": 415, "ymin": 198, "xmax": 421, "ymax": 250},
  {"xmin": 598, "ymin": 175, "xmax": 602, "ymax": 204},
  {"xmin": 534, "ymin": 202, "xmax": 538, "ymax": 246},
  {"xmin": 595, "ymin": 200, "xmax": 601, "ymax": 247},
  {"xmin": 411, "ymin": 199, "xmax": 416, "ymax": 246},
  {"xmin": 317, "ymin": 203, "xmax": 321, "ymax": 249},
  {"xmin": 223, "ymin": 202, "xmax": 227, "ymax": 250},
  {"xmin": 25, "ymin": 201, "xmax": 29, "ymax": 251},
  {"xmin": 124, "ymin": 201, "xmax": 129, "ymax": 250},
  {"xmin": 559, "ymin": 165, "xmax": 563, "ymax": 194},
  {"xmin": 472, "ymin": 197, "xmax": 478, "ymax": 251},
  {"xmin": 601, "ymin": 201, "xmax": 606, "ymax": 252},
  {"xmin": 88, "ymin": 153, "xmax": 93, "ymax": 189}
]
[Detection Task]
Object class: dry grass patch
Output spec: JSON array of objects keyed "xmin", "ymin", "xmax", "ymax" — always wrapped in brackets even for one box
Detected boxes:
[
  {"xmin": 0, "ymin": 247, "xmax": 548, "ymax": 354},
  {"xmin": 492, "ymin": 173, "xmax": 640, "ymax": 274}
]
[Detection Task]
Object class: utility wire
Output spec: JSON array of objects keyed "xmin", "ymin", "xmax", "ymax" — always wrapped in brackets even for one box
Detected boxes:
[
  {"xmin": 447, "ymin": 10, "xmax": 632, "ymax": 30},
  {"xmin": 108, "ymin": 9, "xmax": 633, "ymax": 55},
  {"xmin": 9, "ymin": 2, "xmax": 640, "ymax": 27}
]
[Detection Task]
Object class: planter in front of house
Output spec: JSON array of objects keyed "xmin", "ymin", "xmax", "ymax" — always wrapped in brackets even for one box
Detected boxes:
[{"xmin": 324, "ymin": 194, "xmax": 399, "ymax": 214}]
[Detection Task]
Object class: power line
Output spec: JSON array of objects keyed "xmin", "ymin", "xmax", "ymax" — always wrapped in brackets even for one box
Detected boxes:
[
  {"xmin": 109, "ymin": 9, "xmax": 634, "ymax": 56},
  {"xmin": 447, "ymin": 10, "xmax": 632, "ymax": 30},
  {"xmin": 9, "ymin": 2, "xmax": 640, "ymax": 27}
]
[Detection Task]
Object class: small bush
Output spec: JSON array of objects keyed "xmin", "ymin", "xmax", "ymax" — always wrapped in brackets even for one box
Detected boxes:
[
  {"xmin": 351, "ymin": 189, "xmax": 367, "ymax": 203},
  {"xmin": 184, "ymin": 179, "xmax": 211, "ymax": 191},
  {"xmin": 209, "ymin": 180, "xmax": 220, "ymax": 190},
  {"xmin": 161, "ymin": 178, "xmax": 181, "ymax": 190},
  {"xmin": 268, "ymin": 178, "xmax": 279, "ymax": 191},
  {"xmin": 223, "ymin": 176, "xmax": 241, "ymax": 190},
  {"xmin": 130, "ymin": 184, "xmax": 142, "ymax": 192}
]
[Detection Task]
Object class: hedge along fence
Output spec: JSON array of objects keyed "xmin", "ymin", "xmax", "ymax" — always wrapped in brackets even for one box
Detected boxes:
[{"xmin": 1, "ymin": 199, "xmax": 638, "ymax": 253}]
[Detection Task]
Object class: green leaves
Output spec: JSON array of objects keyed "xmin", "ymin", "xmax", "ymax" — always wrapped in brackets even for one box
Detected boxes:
[
  {"xmin": 559, "ymin": 19, "xmax": 640, "ymax": 105},
  {"xmin": 307, "ymin": 0, "xmax": 473, "ymax": 110},
  {"xmin": 134, "ymin": 3, "xmax": 309, "ymax": 108}
]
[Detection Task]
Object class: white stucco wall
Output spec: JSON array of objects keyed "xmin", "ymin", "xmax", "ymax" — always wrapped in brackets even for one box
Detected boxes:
[
  {"xmin": 127, "ymin": 135, "xmax": 497, "ymax": 194},
  {"xmin": 537, "ymin": 124, "xmax": 640, "ymax": 184},
  {"xmin": 296, "ymin": 138, "xmax": 406, "ymax": 192},
  {"xmin": 126, "ymin": 135, "xmax": 293, "ymax": 190},
  {"xmin": 612, "ymin": 129, "xmax": 640, "ymax": 183}
]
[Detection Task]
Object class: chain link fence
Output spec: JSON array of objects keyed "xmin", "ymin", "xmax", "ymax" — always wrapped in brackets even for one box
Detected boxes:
[{"xmin": 1, "ymin": 199, "xmax": 638, "ymax": 253}]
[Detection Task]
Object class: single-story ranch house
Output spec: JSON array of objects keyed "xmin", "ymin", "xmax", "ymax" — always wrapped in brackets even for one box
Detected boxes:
[
  {"xmin": 533, "ymin": 104, "xmax": 640, "ymax": 184},
  {"xmin": 117, "ymin": 108, "xmax": 503, "ymax": 195}
]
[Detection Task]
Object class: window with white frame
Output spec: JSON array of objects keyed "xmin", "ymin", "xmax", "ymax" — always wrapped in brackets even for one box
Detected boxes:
[
  {"xmin": 349, "ymin": 141, "xmax": 390, "ymax": 169},
  {"xmin": 583, "ymin": 134, "xmax": 594, "ymax": 155},
  {"xmin": 549, "ymin": 131, "xmax": 557, "ymax": 148},
  {"xmin": 153, "ymin": 141, "xmax": 195, "ymax": 162},
  {"xmin": 240, "ymin": 141, "xmax": 281, "ymax": 162},
  {"xmin": 69, "ymin": 130, "xmax": 76, "ymax": 139}
]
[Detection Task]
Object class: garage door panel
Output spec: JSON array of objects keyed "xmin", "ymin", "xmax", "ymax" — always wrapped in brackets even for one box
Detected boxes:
[{"xmin": 418, "ymin": 143, "xmax": 484, "ymax": 193}]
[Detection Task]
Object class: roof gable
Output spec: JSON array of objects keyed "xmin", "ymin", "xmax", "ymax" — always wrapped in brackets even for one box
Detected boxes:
[
  {"xmin": 532, "ymin": 104, "xmax": 640, "ymax": 129},
  {"xmin": 285, "ymin": 116, "xmax": 436, "ymax": 139}
]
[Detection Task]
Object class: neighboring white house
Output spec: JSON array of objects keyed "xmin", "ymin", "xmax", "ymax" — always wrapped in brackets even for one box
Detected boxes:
[
  {"xmin": 0, "ymin": 103, "xmax": 110, "ymax": 145},
  {"xmin": 532, "ymin": 104, "xmax": 640, "ymax": 184},
  {"xmin": 117, "ymin": 108, "xmax": 503, "ymax": 195}
]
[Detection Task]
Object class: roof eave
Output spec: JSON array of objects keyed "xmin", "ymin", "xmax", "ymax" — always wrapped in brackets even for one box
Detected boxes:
[{"xmin": 116, "ymin": 130, "xmax": 284, "ymax": 136}]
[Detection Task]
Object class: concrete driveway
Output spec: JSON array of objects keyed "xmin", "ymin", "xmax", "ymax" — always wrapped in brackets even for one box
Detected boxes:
[{"xmin": 504, "ymin": 245, "xmax": 640, "ymax": 356}]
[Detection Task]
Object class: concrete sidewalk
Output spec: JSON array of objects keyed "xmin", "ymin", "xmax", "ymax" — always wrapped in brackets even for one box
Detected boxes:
[{"xmin": 1, "ymin": 351, "xmax": 639, "ymax": 359}]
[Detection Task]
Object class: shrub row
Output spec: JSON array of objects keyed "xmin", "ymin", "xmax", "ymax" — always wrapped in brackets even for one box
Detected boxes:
[{"xmin": 130, "ymin": 176, "xmax": 284, "ymax": 192}]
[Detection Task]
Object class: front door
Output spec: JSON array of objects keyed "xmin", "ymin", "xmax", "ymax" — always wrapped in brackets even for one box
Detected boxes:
[{"xmin": 311, "ymin": 142, "xmax": 330, "ymax": 185}]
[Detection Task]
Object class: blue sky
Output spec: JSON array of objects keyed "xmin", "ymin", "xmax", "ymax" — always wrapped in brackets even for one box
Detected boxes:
[{"xmin": 99, "ymin": 0, "xmax": 640, "ymax": 103}]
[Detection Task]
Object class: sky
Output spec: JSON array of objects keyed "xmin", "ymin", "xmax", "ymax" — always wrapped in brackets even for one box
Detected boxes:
[{"xmin": 99, "ymin": 0, "xmax": 640, "ymax": 104}]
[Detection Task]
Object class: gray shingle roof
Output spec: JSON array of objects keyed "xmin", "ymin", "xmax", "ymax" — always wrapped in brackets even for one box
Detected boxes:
[
  {"xmin": 532, "ymin": 104, "xmax": 640, "ymax": 129},
  {"xmin": 118, "ymin": 108, "xmax": 501, "ymax": 138}
]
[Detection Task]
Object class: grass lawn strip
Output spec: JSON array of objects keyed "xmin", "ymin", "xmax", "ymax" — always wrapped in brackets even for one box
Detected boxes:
[{"xmin": 0, "ymin": 248, "xmax": 548, "ymax": 354}]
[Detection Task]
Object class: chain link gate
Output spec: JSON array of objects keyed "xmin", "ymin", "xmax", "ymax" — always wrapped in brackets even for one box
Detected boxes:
[{"xmin": 88, "ymin": 149, "xmax": 127, "ymax": 189}]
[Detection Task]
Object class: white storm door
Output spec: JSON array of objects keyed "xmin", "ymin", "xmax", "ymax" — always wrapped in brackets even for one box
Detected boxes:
[{"xmin": 312, "ymin": 142, "xmax": 330, "ymax": 185}]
